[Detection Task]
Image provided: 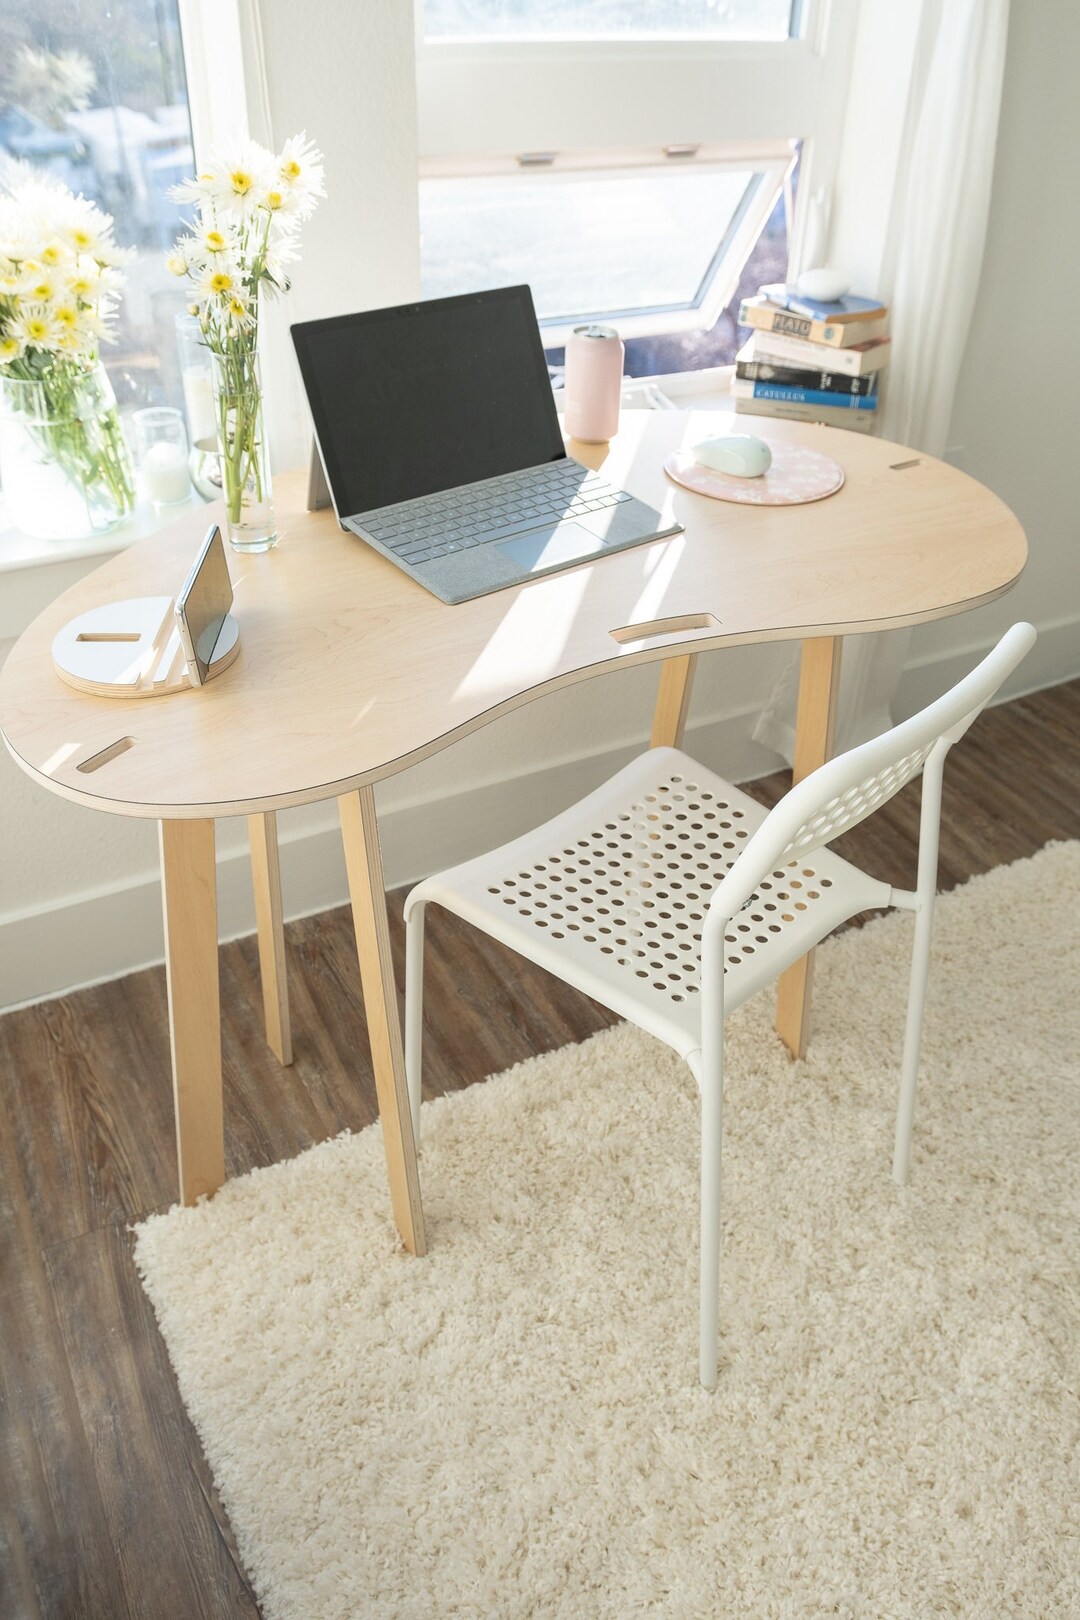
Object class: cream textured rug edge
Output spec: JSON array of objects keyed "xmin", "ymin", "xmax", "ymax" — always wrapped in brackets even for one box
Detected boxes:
[{"xmin": 136, "ymin": 843, "xmax": 1080, "ymax": 1620}]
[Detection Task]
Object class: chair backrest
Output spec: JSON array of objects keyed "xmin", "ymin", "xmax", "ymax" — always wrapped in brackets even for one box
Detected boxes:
[{"xmin": 707, "ymin": 622, "xmax": 1036, "ymax": 925}]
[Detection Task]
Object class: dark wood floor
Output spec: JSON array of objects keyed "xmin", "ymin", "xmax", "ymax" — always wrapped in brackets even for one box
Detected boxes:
[{"xmin": 1, "ymin": 679, "xmax": 1077, "ymax": 1620}]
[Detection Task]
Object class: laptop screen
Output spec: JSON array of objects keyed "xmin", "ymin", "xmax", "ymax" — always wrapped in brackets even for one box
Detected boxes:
[{"xmin": 291, "ymin": 286, "xmax": 566, "ymax": 519}]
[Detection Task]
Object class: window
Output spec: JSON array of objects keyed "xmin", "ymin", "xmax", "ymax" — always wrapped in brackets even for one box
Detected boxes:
[
  {"xmin": 420, "ymin": 143, "xmax": 796, "ymax": 371},
  {"xmin": 0, "ymin": 0, "xmax": 195, "ymax": 416},
  {"xmin": 416, "ymin": 0, "xmax": 852, "ymax": 376}
]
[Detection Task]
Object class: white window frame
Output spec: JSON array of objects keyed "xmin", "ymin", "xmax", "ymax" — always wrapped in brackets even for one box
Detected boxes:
[{"xmin": 415, "ymin": 0, "xmax": 859, "ymax": 349}]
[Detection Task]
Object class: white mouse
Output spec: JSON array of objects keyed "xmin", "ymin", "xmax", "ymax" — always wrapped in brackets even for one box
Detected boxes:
[
  {"xmin": 796, "ymin": 267, "xmax": 850, "ymax": 303},
  {"xmin": 694, "ymin": 434, "xmax": 772, "ymax": 479}
]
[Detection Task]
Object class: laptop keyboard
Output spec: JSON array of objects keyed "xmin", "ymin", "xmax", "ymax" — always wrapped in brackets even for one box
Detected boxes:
[{"xmin": 352, "ymin": 462, "xmax": 633, "ymax": 566}]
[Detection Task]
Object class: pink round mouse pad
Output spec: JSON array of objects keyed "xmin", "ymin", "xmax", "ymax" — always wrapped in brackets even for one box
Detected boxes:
[{"xmin": 664, "ymin": 443, "xmax": 845, "ymax": 506}]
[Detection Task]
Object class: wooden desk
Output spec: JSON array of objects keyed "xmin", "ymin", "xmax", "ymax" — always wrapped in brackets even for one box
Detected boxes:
[{"xmin": 0, "ymin": 410, "xmax": 1026, "ymax": 1252}]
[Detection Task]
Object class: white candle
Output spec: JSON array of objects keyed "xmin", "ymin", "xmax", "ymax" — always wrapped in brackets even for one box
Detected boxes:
[
  {"xmin": 182, "ymin": 366, "xmax": 216, "ymax": 444},
  {"xmin": 141, "ymin": 440, "xmax": 191, "ymax": 505}
]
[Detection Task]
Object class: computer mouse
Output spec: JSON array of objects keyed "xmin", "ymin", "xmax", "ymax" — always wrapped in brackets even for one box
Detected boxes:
[
  {"xmin": 693, "ymin": 434, "xmax": 773, "ymax": 479},
  {"xmin": 796, "ymin": 267, "xmax": 850, "ymax": 302}
]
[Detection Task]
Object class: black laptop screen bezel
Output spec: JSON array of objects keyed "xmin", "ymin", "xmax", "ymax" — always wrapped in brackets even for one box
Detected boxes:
[{"xmin": 290, "ymin": 285, "xmax": 566, "ymax": 522}]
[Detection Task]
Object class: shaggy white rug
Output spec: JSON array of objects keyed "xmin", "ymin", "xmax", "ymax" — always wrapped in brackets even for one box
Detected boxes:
[{"xmin": 136, "ymin": 843, "xmax": 1080, "ymax": 1620}]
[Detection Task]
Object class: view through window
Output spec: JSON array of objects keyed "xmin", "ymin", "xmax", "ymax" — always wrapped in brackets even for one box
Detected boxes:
[
  {"xmin": 601, "ymin": 157, "xmax": 796, "ymax": 378},
  {"xmin": 0, "ymin": 0, "xmax": 194, "ymax": 417},
  {"xmin": 424, "ymin": 1, "xmax": 799, "ymax": 42}
]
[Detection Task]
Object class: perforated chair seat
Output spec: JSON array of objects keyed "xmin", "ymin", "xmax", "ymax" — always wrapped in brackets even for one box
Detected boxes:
[{"xmin": 408, "ymin": 748, "xmax": 889, "ymax": 1076}]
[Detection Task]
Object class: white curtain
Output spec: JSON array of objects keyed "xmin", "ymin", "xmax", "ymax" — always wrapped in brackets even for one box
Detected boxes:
[{"xmin": 754, "ymin": 0, "xmax": 1011, "ymax": 763}]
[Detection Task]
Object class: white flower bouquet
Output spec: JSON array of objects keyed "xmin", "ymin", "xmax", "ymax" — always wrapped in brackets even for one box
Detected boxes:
[
  {"xmin": 168, "ymin": 134, "xmax": 325, "ymax": 548},
  {"xmin": 0, "ymin": 176, "xmax": 135, "ymax": 536}
]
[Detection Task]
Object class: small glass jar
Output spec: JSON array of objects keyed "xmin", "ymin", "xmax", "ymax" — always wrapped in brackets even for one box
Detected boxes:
[{"xmin": 133, "ymin": 406, "xmax": 191, "ymax": 507}]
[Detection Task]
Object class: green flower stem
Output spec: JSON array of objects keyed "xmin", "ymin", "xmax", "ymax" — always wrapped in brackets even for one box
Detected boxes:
[{"xmin": 212, "ymin": 342, "xmax": 265, "ymax": 527}]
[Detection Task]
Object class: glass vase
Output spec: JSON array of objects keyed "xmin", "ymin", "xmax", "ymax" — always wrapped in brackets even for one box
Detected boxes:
[
  {"xmin": 209, "ymin": 344, "xmax": 276, "ymax": 552},
  {"xmin": 0, "ymin": 363, "xmax": 135, "ymax": 541}
]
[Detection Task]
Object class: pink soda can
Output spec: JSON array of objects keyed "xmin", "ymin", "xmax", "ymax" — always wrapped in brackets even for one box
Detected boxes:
[{"xmin": 564, "ymin": 323, "xmax": 624, "ymax": 443}]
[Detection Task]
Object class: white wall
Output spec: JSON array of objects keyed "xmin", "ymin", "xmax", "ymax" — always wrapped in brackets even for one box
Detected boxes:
[
  {"xmin": 1, "ymin": 0, "xmax": 1077, "ymax": 1009},
  {"xmin": 896, "ymin": 0, "xmax": 1080, "ymax": 707}
]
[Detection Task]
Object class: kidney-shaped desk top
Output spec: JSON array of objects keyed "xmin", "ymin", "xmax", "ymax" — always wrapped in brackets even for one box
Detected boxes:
[{"xmin": 0, "ymin": 410, "xmax": 1026, "ymax": 822}]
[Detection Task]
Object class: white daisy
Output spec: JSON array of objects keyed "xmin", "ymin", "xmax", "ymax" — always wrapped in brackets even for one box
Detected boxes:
[
  {"xmin": 200, "ymin": 225, "xmax": 236, "ymax": 256},
  {"xmin": 275, "ymin": 133, "xmax": 325, "ymax": 219},
  {"xmin": 170, "ymin": 171, "xmax": 218, "ymax": 207},
  {"xmin": 10, "ymin": 305, "xmax": 59, "ymax": 351},
  {"xmin": 39, "ymin": 238, "xmax": 71, "ymax": 268},
  {"xmin": 225, "ymin": 295, "xmax": 255, "ymax": 331},
  {"xmin": 21, "ymin": 268, "xmax": 58, "ymax": 304},
  {"xmin": 198, "ymin": 263, "xmax": 239, "ymax": 300},
  {"xmin": 208, "ymin": 142, "xmax": 275, "ymax": 218}
]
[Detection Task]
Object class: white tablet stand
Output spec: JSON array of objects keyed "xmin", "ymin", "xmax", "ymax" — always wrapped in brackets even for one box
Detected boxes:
[{"xmin": 51, "ymin": 594, "xmax": 240, "ymax": 698}]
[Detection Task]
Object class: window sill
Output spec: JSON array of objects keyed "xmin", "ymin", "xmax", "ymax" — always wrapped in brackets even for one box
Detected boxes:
[
  {"xmin": 0, "ymin": 493, "xmax": 208, "ymax": 644},
  {"xmin": 0, "ymin": 493, "xmax": 206, "ymax": 577}
]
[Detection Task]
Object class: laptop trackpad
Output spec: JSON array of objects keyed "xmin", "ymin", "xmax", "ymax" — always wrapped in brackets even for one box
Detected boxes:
[{"xmin": 498, "ymin": 523, "xmax": 607, "ymax": 574}]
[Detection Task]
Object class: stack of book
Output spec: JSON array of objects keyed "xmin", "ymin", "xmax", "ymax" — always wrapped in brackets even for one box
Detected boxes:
[{"xmin": 733, "ymin": 283, "xmax": 890, "ymax": 434}]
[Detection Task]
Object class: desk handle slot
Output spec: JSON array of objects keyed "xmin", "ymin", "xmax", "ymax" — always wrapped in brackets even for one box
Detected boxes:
[
  {"xmin": 76, "ymin": 736, "xmax": 136, "ymax": 773},
  {"xmin": 609, "ymin": 612, "xmax": 720, "ymax": 649}
]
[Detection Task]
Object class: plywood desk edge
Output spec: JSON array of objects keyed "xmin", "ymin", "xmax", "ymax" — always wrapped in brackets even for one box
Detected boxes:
[{"xmin": 1, "ymin": 572, "xmax": 1025, "ymax": 822}]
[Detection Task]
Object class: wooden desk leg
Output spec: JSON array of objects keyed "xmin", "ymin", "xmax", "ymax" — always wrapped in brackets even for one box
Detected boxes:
[
  {"xmin": 651, "ymin": 653, "xmax": 698, "ymax": 750},
  {"xmin": 775, "ymin": 636, "xmax": 843, "ymax": 1059},
  {"xmin": 338, "ymin": 786, "xmax": 427, "ymax": 1257},
  {"xmin": 248, "ymin": 811, "xmax": 293, "ymax": 1067},
  {"xmin": 159, "ymin": 818, "xmax": 225, "ymax": 1205}
]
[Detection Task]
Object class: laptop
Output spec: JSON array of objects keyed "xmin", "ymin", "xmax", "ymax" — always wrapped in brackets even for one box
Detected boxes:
[{"xmin": 290, "ymin": 286, "xmax": 682, "ymax": 605}]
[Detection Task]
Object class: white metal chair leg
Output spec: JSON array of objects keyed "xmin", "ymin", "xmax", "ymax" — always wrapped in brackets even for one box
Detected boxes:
[
  {"xmin": 404, "ymin": 900, "xmax": 427, "ymax": 1149},
  {"xmin": 893, "ymin": 745, "xmax": 946, "ymax": 1185},
  {"xmin": 698, "ymin": 1022, "xmax": 724, "ymax": 1390},
  {"xmin": 893, "ymin": 894, "xmax": 935, "ymax": 1184}
]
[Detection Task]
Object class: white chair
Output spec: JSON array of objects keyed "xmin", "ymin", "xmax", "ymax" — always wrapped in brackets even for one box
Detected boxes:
[{"xmin": 404, "ymin": 623, "xmax": 1036, "ymax": 1388}]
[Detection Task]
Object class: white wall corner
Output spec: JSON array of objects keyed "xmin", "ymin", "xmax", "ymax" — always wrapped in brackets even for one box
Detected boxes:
[{"xmin": 824, "ymin": 0, "xmax": 930, "ymax": 295}]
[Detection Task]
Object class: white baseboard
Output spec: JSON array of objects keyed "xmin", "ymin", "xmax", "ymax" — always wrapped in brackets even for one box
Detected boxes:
[
  {"xmin": 896, "ymin": 611, "xmax": 1079, "ymax": 716},
  {"xmin": 2, "ymin": 616, "xmax": 1076, "ymax": 1012}
]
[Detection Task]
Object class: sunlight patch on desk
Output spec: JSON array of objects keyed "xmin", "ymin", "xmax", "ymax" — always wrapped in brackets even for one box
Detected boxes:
[
  {"xmin": 626, "ymin": 531, "xmax": 688, "ymax": 625},
  {"xmin": 40, "ymin": 741, "xmax": 84, "ymax": 777},
  {"xmin": 453, "ymin": 568, "xmax": 591, "ymax": 700}
]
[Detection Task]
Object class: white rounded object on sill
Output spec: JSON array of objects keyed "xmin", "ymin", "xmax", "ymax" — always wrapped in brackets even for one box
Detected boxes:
[
  {"xmin": 141, "ymin": 440, "xmax": 191, "ymax": 506},
  {"xmin": 796, "ymin": 268, "xmax": 850, "ymax": 302}
]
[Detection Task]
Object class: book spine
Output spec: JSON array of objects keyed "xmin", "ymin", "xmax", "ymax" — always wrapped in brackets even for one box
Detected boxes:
[
  {"xmin": 733, "ymin": 380, "xmax": 878, "ymax": 410},
  {"xmin": 739, "ymin": 301, "xmax": 888, "ymax": 348},
  {"xmin": 736, "ymin": 360, "xmax": 875, "ymax": 396},
  {"xmin": 749, "ymin": 331, "xmax": 890, "ymax": 377},
  {"xmin": 733, "ymin": 398, "xmax": 876, "ymax": 432}
]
